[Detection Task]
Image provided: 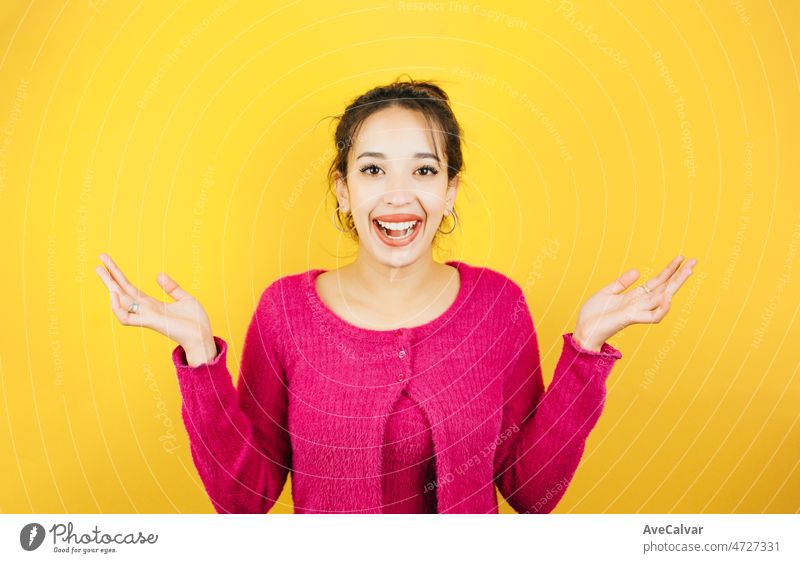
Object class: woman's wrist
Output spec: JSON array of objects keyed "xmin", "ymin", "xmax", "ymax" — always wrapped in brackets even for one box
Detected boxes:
[
  {"xmin": 184, "ymin": 332, "xmax": 218, "ymax": 367},
  {"xmin": 572, "ymin": 326, "xmax": 603, "ymax": 353}
]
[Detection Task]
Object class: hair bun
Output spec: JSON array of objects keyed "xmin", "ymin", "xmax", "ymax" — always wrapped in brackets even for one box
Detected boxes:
[
  {"xmin": 387, "ymin": 74, "xmax": 450, "ymax": 102},
  {"xmin": 409, "ymin": 81, "xmax": 449, "ymax": 101}
]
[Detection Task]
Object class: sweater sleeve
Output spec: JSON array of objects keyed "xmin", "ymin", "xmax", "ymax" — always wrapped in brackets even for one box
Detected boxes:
[
  {"xmin": 171, "ymin": 288, "xmax": 291, "ymax": 514},
  {"xmin": 493, "ymin": 288, "xmax": 622, "ymax": 514}
]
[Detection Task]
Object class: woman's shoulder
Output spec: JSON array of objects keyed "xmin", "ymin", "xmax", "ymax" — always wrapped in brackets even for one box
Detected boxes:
[
  {"xmin": 254, "ymin": 266, "xmax": 320, "ymax": 317},
  {"xmin": 452, "ymin": 261, "xmax": 531, "ymax": 339},
  {"xmin": 451, "ymin": 260, "xmax": 524, "ymax": 300},
  {"xmin": 264, "ymin": 267, "xmax": 314, "ymax": 290}
]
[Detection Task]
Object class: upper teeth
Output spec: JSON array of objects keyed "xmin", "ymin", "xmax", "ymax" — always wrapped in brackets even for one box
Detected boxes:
[{"xmin": 376, "ymin": 219, "xmax": 418, "ymax": 230}]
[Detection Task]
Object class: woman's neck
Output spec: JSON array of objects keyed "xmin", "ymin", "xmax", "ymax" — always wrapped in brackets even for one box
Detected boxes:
[{"xmin": 341, "ymin": 253, "xmax": 451, "ymax": 313}]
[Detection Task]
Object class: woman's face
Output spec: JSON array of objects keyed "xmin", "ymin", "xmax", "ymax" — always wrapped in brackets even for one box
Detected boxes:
[{"xmin": 335, "ymin": 105, "xmax": 459, "ymax": 269}]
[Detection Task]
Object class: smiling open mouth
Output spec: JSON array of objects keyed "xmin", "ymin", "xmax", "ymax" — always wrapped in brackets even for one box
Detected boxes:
[
  {"xmin": 372, "ymin": 218, "xmax": 423, "ymax": 247},
  {"xmin": 376, "ymin": 219, "xmax": 418, "ymax": 238}
]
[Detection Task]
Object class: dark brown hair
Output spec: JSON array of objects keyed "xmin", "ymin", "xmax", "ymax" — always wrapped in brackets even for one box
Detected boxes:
[{"xmin": 324, "ymin": 75, "xmax": 465, "ymax": 243}]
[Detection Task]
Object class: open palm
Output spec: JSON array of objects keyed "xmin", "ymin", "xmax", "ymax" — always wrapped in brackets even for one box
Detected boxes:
[
  {"xmin": 575, "ymin": 255, "xmax": 697, "ymax": 350},
  {"xmin": 95, "ymin": 253, "xmax": 212, "ymax": 349}
]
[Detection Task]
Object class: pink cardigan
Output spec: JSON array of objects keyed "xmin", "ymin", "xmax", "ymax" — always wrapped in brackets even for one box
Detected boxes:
[
  {"xmin": 383, "ymin": 389, "xmax": 438, "ymax": 512},
  {"xmin": 172, "ymin": 260, "xmax": 623, "ymax": 513}
]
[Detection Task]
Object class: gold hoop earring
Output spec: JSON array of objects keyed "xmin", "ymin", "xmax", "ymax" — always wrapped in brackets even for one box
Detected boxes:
[
  {"xmin": 331, "ymin": 206, "xmax": 355, "ymax": 233},
  {"xmin": 437, "ymin": 208, "xmax": 458, "ymax": 235}
]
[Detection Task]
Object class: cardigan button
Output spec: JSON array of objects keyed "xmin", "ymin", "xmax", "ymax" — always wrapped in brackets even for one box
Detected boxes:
[
  {"xmin": 397, "ymin": 373, "xmax": 405, "ymax": 382},
  {"xmin": 398, "ymin": 349, "xmax": 406, "ymax": 359}
]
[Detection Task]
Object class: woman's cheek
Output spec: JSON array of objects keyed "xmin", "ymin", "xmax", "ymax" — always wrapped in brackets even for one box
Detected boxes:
[
  {"xmin": 349, "ymin": 187, "xmax": 380, "ymax": 215},
  {"xmin": 418, "ymin": 190, "xmax": 447, "ymax": 216}
]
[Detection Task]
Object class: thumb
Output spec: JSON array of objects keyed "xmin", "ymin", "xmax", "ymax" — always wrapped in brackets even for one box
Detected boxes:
[
  {"xmin": 602, "ymin": 268, "xmax": 641, "ymax": 294},
  {"xmin": 157, "ymin": 272, "xmax": 191, "ymax": 301}
]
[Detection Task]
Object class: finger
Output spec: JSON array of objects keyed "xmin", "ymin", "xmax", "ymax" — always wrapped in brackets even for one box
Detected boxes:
[
  {"xmin": 99, "ymin": 253, "xmax": 143, "ymax": 298},
  {"xmin": 628, "ymin": 298, "xmax": 671, "ymax": 324},
  {"xmin": 110, "ymin": 291, "xmax": 147, "ymax": 327},
  {"xmin": 157, "ymin": 272, "xmax": 191, "ymax": 301},
  {"xmin": 663, "ymin": 261, "xmax": 696, "ymax": 298},
  {"xmin": 638, "ymin": 288, "xmax": 670, "ymax": 310},
  {"xmin": 642, "ymin": 255, "xmax": 684, "ymax": 291},
  {"xmin": 602, "ymin": 268, "xmax": 641, "ymax": 294},
  {"xmin": 95, "ymin": 265, "xmax": 125, "ymax": 296}
]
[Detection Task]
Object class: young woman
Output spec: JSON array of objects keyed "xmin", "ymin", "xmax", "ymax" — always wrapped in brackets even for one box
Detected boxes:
[{"xmin": 96, "ymin": 78, "xmax": 697, "ymax": 514}]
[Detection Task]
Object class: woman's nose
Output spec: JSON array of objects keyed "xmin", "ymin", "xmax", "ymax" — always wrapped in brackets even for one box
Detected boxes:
[{"xmin": 383, "ymin": 180, "xmax": 413, "ymax": 205}]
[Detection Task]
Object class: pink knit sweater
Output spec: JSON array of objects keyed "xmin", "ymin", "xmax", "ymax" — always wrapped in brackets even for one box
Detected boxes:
[
  {"xmin": 383, "ymin": 389, "xmax": 437, "ymax": 513},
  {"xmin": 172, "ymin": 260, "xmax": 623, "ymax": 513}
]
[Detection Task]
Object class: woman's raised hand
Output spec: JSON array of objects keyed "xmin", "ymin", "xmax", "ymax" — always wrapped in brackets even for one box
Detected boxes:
[
  {"xmin": 95, "ymin": 253, "xmax": 215, "ymax": 358},
  {"xmin": 573, "ymin": 255, "xmax": 698, "ymax": 352}
]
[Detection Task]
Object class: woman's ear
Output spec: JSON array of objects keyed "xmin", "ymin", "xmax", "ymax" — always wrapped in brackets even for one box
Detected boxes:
[
  {"xmin": 445, "ymin": 174, "xmax": 459, "ymax": 209},
  {"xmin": 334, "ymin": 171, "xmax": 350, "ymax": 213}
]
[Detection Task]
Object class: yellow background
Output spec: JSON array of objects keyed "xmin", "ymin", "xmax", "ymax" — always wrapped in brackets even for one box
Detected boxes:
[{"xmin": 1, "ymin": 0, "xmax": 798, "ymax": 514}]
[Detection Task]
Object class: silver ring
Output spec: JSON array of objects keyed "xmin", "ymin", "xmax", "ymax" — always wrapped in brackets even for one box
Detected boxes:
[
  {"xmin": 640, "ymin": 283, "xmax": 651, "ymax": 294},
  {"xmin": 127, "ymin": 301, "xmax": 140, "ymax": 314}
]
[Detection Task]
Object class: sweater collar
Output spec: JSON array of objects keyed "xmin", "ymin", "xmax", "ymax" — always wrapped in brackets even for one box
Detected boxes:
[{"xmin": 303, "ymin": 260, "xmax": 473, "ymax": 344}]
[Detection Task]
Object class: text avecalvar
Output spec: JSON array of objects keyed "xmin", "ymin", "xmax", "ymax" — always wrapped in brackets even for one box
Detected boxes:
[{"xmin": 643, "ymin": 524, "xmax": 704, "ymax": 534}]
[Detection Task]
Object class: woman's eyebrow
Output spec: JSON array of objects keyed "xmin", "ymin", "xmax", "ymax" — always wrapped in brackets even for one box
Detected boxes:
[{"xmin": 356, "ymin": 151, "xmax": 440, "ymax": 162}]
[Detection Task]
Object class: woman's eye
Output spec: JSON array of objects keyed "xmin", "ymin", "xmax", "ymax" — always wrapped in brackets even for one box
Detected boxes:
[
  {"xmin": 417, "ymin": 165, "xmax": 439, "ymax": 176},
  {"xmin": 358, "ymin": 164, "xmax": 439, "ymax": 176},
  {"xmin": 360, "ymin": 164, "xmax": 382, "ymax": 175}
]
